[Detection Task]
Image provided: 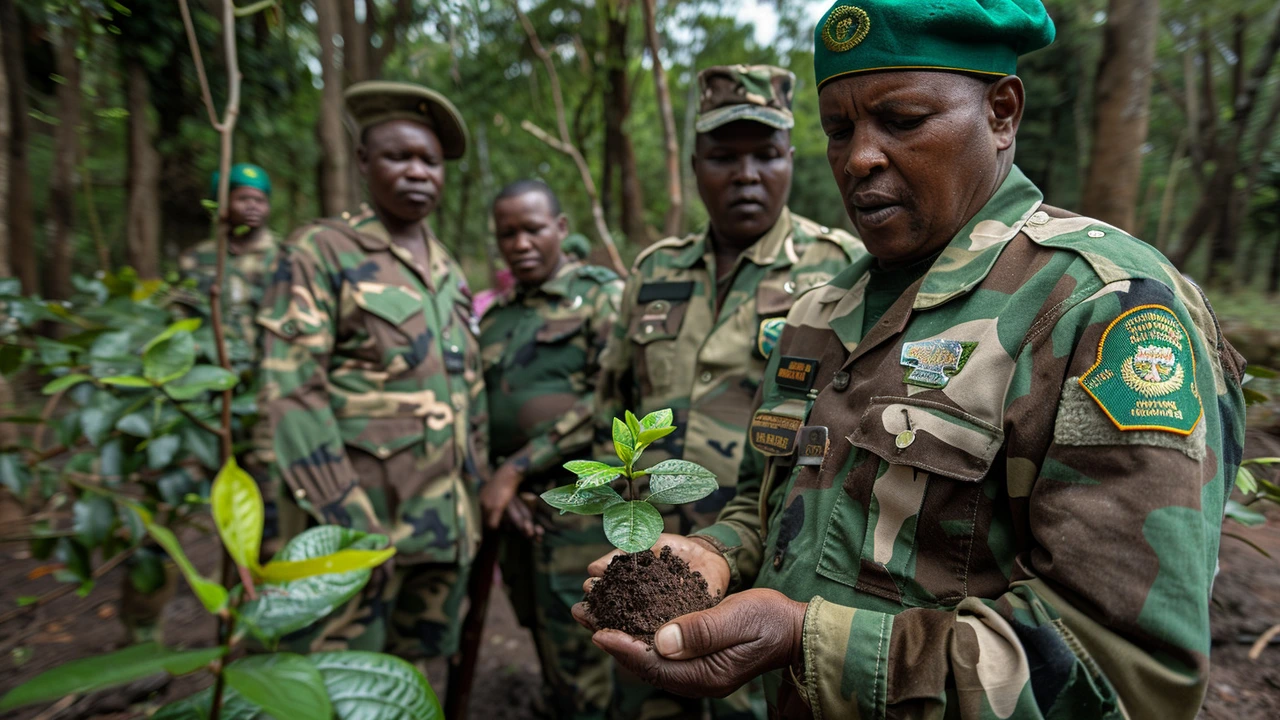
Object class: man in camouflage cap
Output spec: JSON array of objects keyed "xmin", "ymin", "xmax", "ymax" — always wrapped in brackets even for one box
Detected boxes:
[
  {"xmin": 256, "ymin": 80, "xmax": 486, "ymax": 659},
  {"xmin": 591, "ymin": 64, "xmax": 865, "ymax": 720},
  {"xmin": 579, "ymin": 2, "xmax": 1248, "ymax": 719},
  {"xmin": 479, "ymin": 179, "xmax": 623, "ymax": 719}
]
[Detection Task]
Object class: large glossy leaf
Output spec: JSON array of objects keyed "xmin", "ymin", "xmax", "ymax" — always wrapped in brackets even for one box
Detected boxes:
[
  {"xmin": 238, "ymin": 527, "xmax": 388, "ymax": 642},
  {"xmin": 146, "ymin": 434, "xmax": 182, "ymax": 469},
  {"xmin": 574, "ymin": 467, "xmax": 622, "ymax": 490},
  {"xmin": 646, "ymin": 476, "xmax": 719, "ymax": 505},
  {"xmin": 603, "ymin": 501, "xmax": 663, "ymax": 554},
  {"xmin": 130, "ymin": 504, "xmax": 227, "ymax": 613},
  {"xmin": 225, "ymin": 653, "xmax": 331, "ymax": 720},
  {"xmin": 640, "ymin": 408, "xmax": 673, "ymax": 430},
  {"xmin": 257, "ymin": 547, "xmax": 396, "ymax": 584},
  {"xmin": 143, "ymin": 330, "xmax": 196, "ymax": 383},
  {"xmin": 211, "ymin": 459, "xmax": 264, "ymax": 571},
  {"xmin": 182, "ymin": 424, "xmax": 220, "ymax": 470},
  {"xmin": 563, "ymin": 460, "xmax": 615, "ymax": 478},
  {"xmin": 0, "ymin": 643, "xmax": 224, "ymax": 711},
  {"xmin": 116, "ymin": 411, "xmax": 153, "ymax": 438},
  {"xmin": 311, "ymin": 651, "xmax": 443, "ymax": 719},
  {"xmin": 0, "ymin": 453, "xmax": 32, "ymax": 495},
  {"xmin": 541, "ymin": 483, "xmax": 624, "ymax": 515},
  {"xmin": 164, "ymin": 365, "xmax": 240, "ymax": 401},
  {"xmin": 152, "ymin": 685, "xmax": 260, "ymax": 720},
  {"xmin": 73, "ymin": 495, "xmax": 116, "ymax": 547},
  {"xmin": 645, "ymin": 459, "xmax": 717, "ymax": 479},
  {"xmin": 144, "ymin": 319, "xmax": 203, "ymax": 354},
  {"xmin": 42, "ymin": 373, "xmax": 93, "ymax": 395}
]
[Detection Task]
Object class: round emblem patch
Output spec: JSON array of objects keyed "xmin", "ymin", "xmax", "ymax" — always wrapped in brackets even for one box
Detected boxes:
[
  {"xmin": 823, "ymin": 6, "xmax": 870, "ymax": 53},
  {"xmin": 1079, "ymin": 304, "xmax": 1201, "ymax": 435}
]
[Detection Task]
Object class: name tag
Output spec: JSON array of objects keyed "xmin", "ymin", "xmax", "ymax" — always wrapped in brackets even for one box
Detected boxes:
[
  {"xmin": 750, "ymin": 411, "xmax": 803, "ymax": 456},
  {"xmin": 775, "ymin": 356, "xmax": 819, "ymax": 392},
  {"xmin": 796, "ymin": 426, "xmax": 829, "ymax": 466},
  {"xmin": 444, "ymin": 348, "xmax": 466, "ymax": 374},
  {"xmin": 637, "ymin": 281, "xmax": 695, "ymax": 303}
]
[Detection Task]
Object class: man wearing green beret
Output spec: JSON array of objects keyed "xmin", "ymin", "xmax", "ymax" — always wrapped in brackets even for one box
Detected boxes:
[
  {"xmin": 577, "ymin": 2, "xmax": 1248, "ymax": 719},
  {"xmin": 179, "ymin": 163, "xmax": 278, "ymax": 373},
  {"xmin": 591, "ymin": 63, "xmax": 865, "ymax": 720},
  {"xmin": 256, "ymin": 81, "xmax": 487, "ymax": 660}
]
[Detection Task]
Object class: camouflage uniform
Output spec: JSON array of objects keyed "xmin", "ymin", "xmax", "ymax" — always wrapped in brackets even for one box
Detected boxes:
[
  {"xmin": 257, "ymin": 206, "xmax": 487, "ymax": 657},
  {"xmin": 480, "ymin": 259, "xmax": 624, "ymax": 719},
  {"xmin": 695, "ymin": 166, "xmax": 1248, "ymax": 718},
  {"xmin": 178, "ymin": 231, "xmax": 280, "ymax": 371}
]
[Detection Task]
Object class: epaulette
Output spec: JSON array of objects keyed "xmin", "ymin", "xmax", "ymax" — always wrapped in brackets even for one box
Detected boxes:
[
  {"xmin": 1021, "ymin": 207, "xmax": 1168, "ymax": 286},
  {"xmin": 574, "ymin": 264, "xmax": 621, "ymax": 284},
  {"xmin": 793, "ymin": 214, "xmax": 862, "ymax": 260},
  {"xmin": 632, "ymin": 234, "xmax": 697, "ymax": 269}
]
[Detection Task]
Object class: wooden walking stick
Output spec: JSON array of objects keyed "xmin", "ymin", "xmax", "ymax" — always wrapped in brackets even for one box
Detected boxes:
[{"xmin": 445, "ymin": 527, "xmax": 502, "ymax": 720}]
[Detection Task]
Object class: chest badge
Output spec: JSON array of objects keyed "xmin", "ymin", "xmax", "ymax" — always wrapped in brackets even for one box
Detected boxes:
[
  {"xmin": 900, "ymin": 339, "xmax": 976, "ymax": 389},
  {"xmin": 775, "ymin": 356, "xmax": 820, "ymax": 392},
  {"xmin": 796, "ymin": 426, "xmax": 829, "ymax": 466},
  {"xmin": 757, "ymin": 317, "xmax": 786, "ymax": 359},
  {"xmin": 749, "ymin": 411, "xmax": 803, "ymax": 456}
]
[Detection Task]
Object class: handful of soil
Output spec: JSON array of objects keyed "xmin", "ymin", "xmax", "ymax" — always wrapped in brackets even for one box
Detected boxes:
[{"xmin": 586, "ymin": 545, "xmax": 720, "ymax": 642}]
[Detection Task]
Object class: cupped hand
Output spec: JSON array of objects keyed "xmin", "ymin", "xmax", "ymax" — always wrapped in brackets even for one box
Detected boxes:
[
  {"xmin": 582, "ymin": 533, "xmax": 730, "ymax": 599},
  {"xmin": 571, "ymin": 588, "xmax": 806, "ymax": 698}
]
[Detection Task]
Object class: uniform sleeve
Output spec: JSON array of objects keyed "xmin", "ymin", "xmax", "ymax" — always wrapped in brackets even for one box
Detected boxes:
[
  {"xmin": 794, "ymin": 282, "xmax": 1243, "ymax": 720},
  {"xmin": 506, "ymin": 278, "xmax": 624, "ymax": 476},
  {"xmin": 466, "ymin": 303, "xmax": 491, "ymax": 485},
  {"xmin": 592, "ymin": 272, "xmax": 641, "ymax": 462},
  {"xmin": 256, "ymin": 241, "xmax": 378, "ymax": 528}
]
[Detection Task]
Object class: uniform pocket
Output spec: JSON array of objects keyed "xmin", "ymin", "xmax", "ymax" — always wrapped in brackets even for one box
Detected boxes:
[{"xmin": 535, "ymin": 316, "xmax": 586, "ymax": 344}]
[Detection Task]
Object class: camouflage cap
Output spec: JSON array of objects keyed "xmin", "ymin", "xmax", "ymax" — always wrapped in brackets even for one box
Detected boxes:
[
  {"xmin": 695, "ymin": 65, "xmax": 796, "ymax": 134},
  {"xmin": 344, "ymin": 80, "xmax": 469, "ymax": 160}
]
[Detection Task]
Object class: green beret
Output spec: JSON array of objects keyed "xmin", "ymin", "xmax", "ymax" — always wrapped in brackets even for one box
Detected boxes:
[
  {"xmin": 210, "ymin": 163, "xmax": 272, "ymax": 199},
  {"xmin": 344, "ymin": 80, "xmax": 469, "ymax": 160},
  {"xmin": 813, "ymin": 0, "xmax": 1055, "ymax": 90},
  {"xmin": 561, "ymin": 233, "xmax": 591, "ymax": 261}
]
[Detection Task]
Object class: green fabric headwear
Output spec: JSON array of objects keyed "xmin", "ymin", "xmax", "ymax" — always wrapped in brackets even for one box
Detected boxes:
[
  {"xmin": 813, "ymin": 0, "xmax": 1055, "ymax": 90},
  {"xmin": 209, "ymin": 163, "xmax": 272, "ymax": 198}
]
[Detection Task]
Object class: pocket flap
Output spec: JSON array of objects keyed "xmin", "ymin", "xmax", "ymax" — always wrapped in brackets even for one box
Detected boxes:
[
  {"xmin": 353, "ymin": 282, "xmax": 425, "ymax": 326},
  {"xmin": 337, "ymin": 416, "xmax": 425, "ymax": 459},
  {"xmin": 535, "ymin": 317, "xmax": 586, "ymax": 344},
  {"xmin": 847, "ymin": 396, "xmax": 1003, "ymax": 482},
  {"xmin": 629, "ymin": 299, "xmax": 689, "ymax": 345}
]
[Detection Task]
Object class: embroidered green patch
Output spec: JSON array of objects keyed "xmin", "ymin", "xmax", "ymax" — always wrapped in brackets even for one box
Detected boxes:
[
  {"xmin": 757, "ymin": 317, "xmax": 786, "ymax": 359},
  {"xmin": 900, "ymin": 340, "xmax": 977, "ymax": 389},
  {"xmin": 1079, "ymin": 305, "xmax": 1202, "ymax": 435}
]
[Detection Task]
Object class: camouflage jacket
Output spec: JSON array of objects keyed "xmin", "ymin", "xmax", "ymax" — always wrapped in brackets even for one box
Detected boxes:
[
  {"xmin": 695, "ymin": 167, "xmax": 1247, "ymax": 719},
  {"xmin": 256, "ymin": 208, "xmax": 487, "ymax": 564},
  {"xmin": 480, "ymin": 260, "xmax": 623, "ymax": 485},
  {"xmin": 178, "ymin": 231, "xmax": 280, "ymax": 369},
  {"xmin": 594, "ymin": 209, "xmax": 865, "ymax": 532}
]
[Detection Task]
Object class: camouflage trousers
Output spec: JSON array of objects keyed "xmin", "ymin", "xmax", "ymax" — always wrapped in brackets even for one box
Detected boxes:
[
  {"xmin": 611, "ymin": 674, "xmax": 765, "ymax": 720},
  {"xmin": 503, "ymin": 498, "xmax": 614, "ymax": 720}
]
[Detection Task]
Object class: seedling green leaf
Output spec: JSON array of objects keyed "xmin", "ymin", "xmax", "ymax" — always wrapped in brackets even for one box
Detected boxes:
[
  {"xmin": 575, "ymin": 467, "xmax": 622, "ymax": 489},
  {"xmin": 603, "ymin": 501, "xmax": 664, "ymax": 553},
  {"xmin": 612, "ymin": 417, "xmax": 634, "ymax": 465},
  {"xmin": 564, "ymin": 460, "xmax": 615, "ymax": 478},
  {"xmin": 647, "ymin": 476, "xmax": 719, "ymax": 505},
  {"xmin": 211, "ymin": 457, "xmax": 264, "ymax": 571},
  {"xmin": 225, "ymin": 653, "xmax": 332, "ymax": 720},
  {"xmin": 541, "ymin": 484, "xmax": 625, "ymax": 515},
  {"xmin": 0, "ymin": 644, "xmax": 224, "ymax": 711},
  {"xmin": 640, "ymin": 408, "xmax": 673, "ymax": 430}
]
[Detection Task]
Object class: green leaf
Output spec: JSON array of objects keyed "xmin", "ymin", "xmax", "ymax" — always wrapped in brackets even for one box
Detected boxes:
[
  {"xmin": 541, "ymin": 484, "xmax": 625, "ymax": 515},
  {"xmin": 182, "ymin": 424, "xmax": 220, "ymax": 471},
  {"xmin": 0, "ymin": 344, "xmax": 28, "ymax": 376},
  {"xmin": 99, "ymin": 437, "xmax": 125, "ymax": 481},
  {"xmin": 0, "ymin": 453, "xmax": 32, "ymax": 495},
  {"xmin": 612, "ymin": 417, "xmax": 634, "ymax": 465},
  {"xmin": 42, "ymin": 373, "xmax": 93, "ymax": 394},
  {"xmin": 1246, "ymin": 365, "xmax": 1278, "ymax": 379},
  {"xmin": 0, "ymin": 277, "xmax": 20, "ymax": 296},
  {"xmin": 146, "ymin": 434, "xmax": 182, "ymax": 469},
  {"xmin": 312, "ymin": 650, "xmax": 442, "ymax": 719},
  {"xmin": 100, "ymin": 375, "xmax": 154, "ymax": 388},
  {"xmin": 116, "ymin": 412, "xmax": 153, "ymax": 438},
  {"xmin": 1243, "ymin": 457, "xmax": 1280, "ymax": 466},
  {"xmin": 647, "ymin": 476, "xmax": 720, "ymax": 505},
  {"xmin": 257, "ymin": 547, "xmax": 396, "ymax": 583},
  {"xmin": 1236, "ymin": 466, "xmax": 1259, "ymax": 495},
  {"xmin": 128, "ymin": 547, "xmax": 169, "ymax": 594},
  {"xmin": 143, "ymin": 319, "xmax": 203, "ymax": 354},
  {"xmin": 129, "ymin": 503, "xmax": 227, "ymax": 613},
  {"xmin": 211, "ymin": 458, "xmax": 264, "ymax": 570},
  {"xmin": 575, "ymin": 467, "xmax": 621, "ymax": 490},
  {"xmin": 603, "ymin": 501, "xmax": 664, "ymax": 553},
  {"xmin": 81, "ymin": 399, "xmax": 125, "ymax": 446},
  {"xmin": 163, "ymin": 365, "xmax": 240, "ymax": 401},
  {"xmin": 225, "ymin": 653, "xmax": 332, "ymax": 720},
  {"xmin": 646, "ymin": 459, "xmax": 717, "ymax": 480},
  {"xmin": 563, "ymin": 460, "xmax": 615, "ymax": 478},
  {"xmin": 637, "ymin": 425, "xmax": 677, "ymax": 445},
  {"xmin": 152, "ymin": 685, "xmax": 260, "ymax": 720},
  {"xmin": 143, "ymin": 330, "xmax": 196, "ymax": 383},
  {"xmin": 625, "ymin": 410, "xmax": 643, "ymax": 442},
  {"xmin": 1226, "ymin": 499, "xmax": 1266, "ymax": 528},
  {"xmin": 1244, "ymin": 387, "xmax": 1269, "ymax": 406},
  {"xmin": 73, "ymin": 495, "xmax": 116, "ymax": 547},
  {"xmin": 640, "ymin": 408, "xmax": 673, "ymax": 430},
  {"xmin": 238, "ymin": 527, "xmax": 388, "ymax": 642},
  {"xmin": 0, "ymin": 643, "xmax": 224, "ymax": 711}
]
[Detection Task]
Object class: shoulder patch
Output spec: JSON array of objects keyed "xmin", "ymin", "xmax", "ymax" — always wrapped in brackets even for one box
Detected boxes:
[
  {"xmin": 1079, "ymin": 305, "xmax": 1202, "ymax": 435},
  {"xmin": 757, "ymin": 317, "xmax": 786, "ymax": 358},
  {"xmin": 575, "ymin": 264, "xmax": 620, "ymax": 284},
  {"xmin": 793, "ymin": 214, "xmax": 863, "ymax": 260}
]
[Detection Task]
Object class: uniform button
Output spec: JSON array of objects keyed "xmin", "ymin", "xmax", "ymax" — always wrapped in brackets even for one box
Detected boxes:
[
  {"xmin": 819, "ymin": 226, "xmax": 831, "ymax": 234},
  {"xmin": 832, "ymin": 372, "xmax": 850, "ymax": 391},
  {"xmin": 294, "ymin": 488, "xmax": 307, "ymax": 500},
  {"xmin": 1087, "ymin": 230, "xmax": 1105, "ymax": 238},
  {"xmin": 282, "ymin": 321, "xmax": 297, "ymax": 336},
  {"xmin": 450, "ymin": 345, "xmax": 460, "ymax": 353},
  {"xmin": 700, "ymin": 371, "xmax": 713, "ymax": 383},
  {"xmin": 894, "ymin": 430, "xmax": 916, "ymax": 450},
  {"xmin": 1028, "ymin": 211, "xmax": 1049, "ymax": 225},
  {"xmin": 647, "ymin": 300, "xmax": 669, "ymax": 314},
  {"xmin": 644, "ymin": 325, "xmax": 655, "ymax": 335},
  {"xmin": 783, "ymin": 281, "xmax": 796, "ymax": 294},
  {"xmin": 376, "ymin": 446, "xmax": 392, "ymax": 459}
]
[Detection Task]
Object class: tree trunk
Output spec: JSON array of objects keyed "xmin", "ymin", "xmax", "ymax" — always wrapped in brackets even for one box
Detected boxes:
[
  {"xmin": 339, "ymin": 0, "xmax": 368, "ymax": 85},
  {"xmin": 125, "ymin": 61, "xmax": 161, "ymax": 278},
  {"xmin": 2, "ymin": 0, "xmax": 35, "ymax": 294},
  {"xmin": 602, "ymin": 2, "xmax": 646, "ymax": 245},
  {"xmin": 641, "ymin": 0, "xmax": 682, "ymax": 238},
  {"xmin": 47, "ymin": 22, "xmax": 80, "ymax": 301},
  {"xmin": 0, "ymin": 0, "xmax": 8, "ymax": 282},
  {"xmin": 1155, "ymin": 132, "xmax": 1187, "ymax": 251},
  {"xmin": 1270, "ymin": 206, "xmax": 1280, "ymax": 295},
  {"xmin": 315, "ymin": 0, "xmax": 349, "ymax": 217},
  {"xmin": 1079, "ymin": 0, "xmax": 1158, "ymax": 232}
]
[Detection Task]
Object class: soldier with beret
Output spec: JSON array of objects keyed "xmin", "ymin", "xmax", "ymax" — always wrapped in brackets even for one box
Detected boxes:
[
  {"xmin": 578, "ymin": 2, "xmax": 1248, "ymax": 719},
  {"xmin": 591, "ymin": 64, "xmax": 865, "ymax": 720},
  {"xmin": 256, "ymin": 81, "xmax": 487, "ymax": 659}
]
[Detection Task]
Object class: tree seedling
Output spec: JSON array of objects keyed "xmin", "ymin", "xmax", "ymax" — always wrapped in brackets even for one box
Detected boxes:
[{"xmin": 540, "ymin": 408, "xmax": 717, "ymax": 553}]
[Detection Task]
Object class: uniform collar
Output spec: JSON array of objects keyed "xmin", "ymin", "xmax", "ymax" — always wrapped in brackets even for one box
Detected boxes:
[
  {"xmin": 911, "ymin": 165, "xmax": 1043, "ymax": 310},
  {"xmin": 347, "ymin": 208, "xmax": 441, "ymax": 290},
  {"xmin": 228, "ymin": 229, "xmax": 276, "ymax": 256},
  {"xmin": 671, "ymin": 207, "xmax": 798, "ymax": 270},
  {"xmin": 502, "ymin": 258, "xmax": 581, "ymax": 305}
]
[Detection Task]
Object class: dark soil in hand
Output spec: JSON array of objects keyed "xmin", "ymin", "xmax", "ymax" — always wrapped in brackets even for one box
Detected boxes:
[{"xmin": 585, "ymin": 545, "xmax": 720, "ymax": 642}]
